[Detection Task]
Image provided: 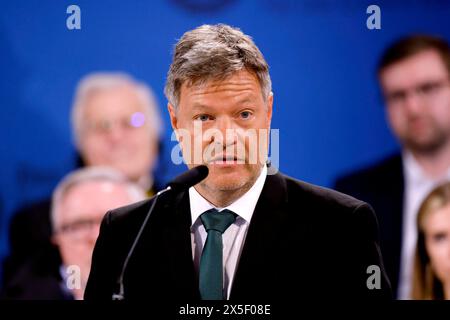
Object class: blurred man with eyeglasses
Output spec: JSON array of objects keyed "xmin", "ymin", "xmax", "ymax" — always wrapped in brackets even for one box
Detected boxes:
[
  {"xmin": 335, "ymin": 35, "xmax": 450, "ymax": 299},
  {"xmin": 72, "ymin": 73, "xmax": 163, "ymax": 193},
  {"xmin": 1, "ymin": 167, "xmax": 146, "ymax": 299}
]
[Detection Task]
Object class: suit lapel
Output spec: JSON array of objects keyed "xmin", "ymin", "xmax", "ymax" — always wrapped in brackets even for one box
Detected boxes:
[
  {"xmin": 162, "ymin": 190, "xmax": 200, "ymax": 299},
  {"xmin": 382, "ymin": 154, "xmax": 404, "ymax": 292},
  {"xmin": 229, "ymin": 173, "xmax": 288, "ymax": 299}
]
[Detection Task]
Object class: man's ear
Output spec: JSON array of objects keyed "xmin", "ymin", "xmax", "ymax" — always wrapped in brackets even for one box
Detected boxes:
[
  {"xmin": 266, "ymin": 92, "xmax": 273, "ymax": 125},
  {"xmin": 167, "ymin": 103, "xmax": 178, "ymax": 131}
]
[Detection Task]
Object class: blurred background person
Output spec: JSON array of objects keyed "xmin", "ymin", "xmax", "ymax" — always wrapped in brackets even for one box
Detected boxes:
[
  {"xmin": 2, "ymin": 72, "xmax": 163, "ymax": 291},
  {"xmin": 411, "ymin": 182, "xmax": 450, "ymax": 300},
  {"xmin": 72, "ymin": 72, "xmax": 163, "ymax": 192},
  {"xmin": 1, "ymin": 167, "xmax": 147, "ymax": 299},
  {"xmin": 335, "ymin": 35, "xmax": 450, "ymax": 298}
]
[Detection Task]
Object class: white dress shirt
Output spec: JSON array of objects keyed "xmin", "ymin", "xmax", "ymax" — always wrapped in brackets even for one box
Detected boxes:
[
  {"xmin": 189, "ymin": 165, "xmax": 267, "ymax": 299},
  {"xmin": 397, "ymin": 151, "xmax": 450, "ymax": 299}
]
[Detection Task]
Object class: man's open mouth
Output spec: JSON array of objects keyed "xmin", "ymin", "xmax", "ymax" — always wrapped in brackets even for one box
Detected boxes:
[{"xmin": 209, "ymin": 155, "xmax": 244, "ymax": 164}]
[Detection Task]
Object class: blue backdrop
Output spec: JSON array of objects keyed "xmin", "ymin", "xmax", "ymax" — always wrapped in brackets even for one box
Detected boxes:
[{"xmin": 1, "ymin": 0, "xmax": 450, "ymax": 273}]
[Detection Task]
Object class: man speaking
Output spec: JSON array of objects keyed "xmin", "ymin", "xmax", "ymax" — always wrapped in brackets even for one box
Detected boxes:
[{"xmin": 84, "ymin": 24, "xmax": 391, "ymax": 300}]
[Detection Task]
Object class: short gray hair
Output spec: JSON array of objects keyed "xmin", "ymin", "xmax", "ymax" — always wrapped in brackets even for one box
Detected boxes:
[
  {"xmin": 164, "ymin": 24, "xmax": 272, "ymax": 108},
  {"xmin": 51, "ymin": 166, "xmax": 147, "ymax": 232},
  {"xmin": 71, "ymin": 72, "xmax": 163, "ymax": 147}
]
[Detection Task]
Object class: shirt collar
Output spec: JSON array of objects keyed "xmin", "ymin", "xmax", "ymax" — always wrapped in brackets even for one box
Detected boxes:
[
  {"xmin": 189, "ymin": 165, "xmax": 268, "ymax": 227},
  {"xmin": 403, "ymin": 151, "xmax": 427, "ymax": 186},
  {"xmin": 403, "ymin": 150, "xmax": 450, "ymax": 186}
]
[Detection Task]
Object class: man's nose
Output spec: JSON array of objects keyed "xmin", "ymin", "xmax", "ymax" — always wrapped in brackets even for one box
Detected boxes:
[
  {"xmin": 447, "ymin": 241, "xmax": 450, "ymax": 259},
  {"xmin": 403, "ymin": 92, "xmax": 422, "ymax": 115},
  {"xmin": 213, "ymin": 117, "xmax": 238, "ymax": 146},
  {"xmin": 215, "ymin": 116, "xmax": 233, "ymax": 132},
  {"xmin": 105, "ymin": 123, "xmax": 125, "ymax": 144}
]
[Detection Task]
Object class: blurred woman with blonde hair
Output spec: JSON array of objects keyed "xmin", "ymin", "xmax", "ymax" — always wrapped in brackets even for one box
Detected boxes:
[{"xmin": 412, "ymin": 182, "xmax": 450, "ymax": 299}]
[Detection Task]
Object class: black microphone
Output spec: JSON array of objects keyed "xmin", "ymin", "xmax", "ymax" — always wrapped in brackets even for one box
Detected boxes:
[
  {"xmin": 112, "ymin": 165, "xmax": 209, "ymax": 300},
  {"xmin": 167, "ymin": 164, "xmax": 209, "ymax": 192}
]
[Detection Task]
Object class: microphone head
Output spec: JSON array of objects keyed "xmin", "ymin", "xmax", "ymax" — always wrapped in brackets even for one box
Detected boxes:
[{"xmin": 168, "ymin": 165, "xmax": 209, "ymax": 191}]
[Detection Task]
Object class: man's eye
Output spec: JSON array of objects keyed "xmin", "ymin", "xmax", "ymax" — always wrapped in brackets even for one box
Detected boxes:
[
  {"xmin": 387, "ymin": 91, "xmax": 406, "ymax": 103},
  {"xmin": 418, "ymin": 82, "xmax": 439, "ymax": 95},
  {"xmin": 196, "ymin": 114, "xmax": 212, "ymax": 122},
  {"xmin": 240, "ymin": 111, "xmax": 252, "ymax": 119}
]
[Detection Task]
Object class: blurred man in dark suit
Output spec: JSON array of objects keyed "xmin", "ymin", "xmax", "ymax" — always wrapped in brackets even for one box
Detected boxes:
[
  {"xmin": 335, "ymin": 35, "xmax": 450, "ymax": 299},
  {"xmin": 85, "ymin": 24, "xmax": 391, "ymax": 301}
]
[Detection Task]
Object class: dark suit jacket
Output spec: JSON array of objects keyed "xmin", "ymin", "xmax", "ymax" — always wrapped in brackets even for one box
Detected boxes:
[
  {"xmin": 2, "ymin": 199, "xmax": 59, "ymax": 288},
  {"xmin": 85, "ymin": 172, "xmax": 391, "ymax": 300},
  {"xmin": 334, "ymin": 153, "xmax": 404, "ymax": 297},
  {"xmin": 0, "ymin": 245, "xmax": 73, "ymax": 300}
]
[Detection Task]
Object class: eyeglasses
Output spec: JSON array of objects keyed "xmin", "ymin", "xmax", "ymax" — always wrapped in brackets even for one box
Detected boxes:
[
  {"xmin": 85, "ymin": 112, "xmax": 146, "ymax": 135},
  {"xmin": 385, "ymin": 78, "xmax": 450, "ymax": 107},
  {"xmin": 55, "ymin": 217, "xmax": 103, "ymax": 241}
]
